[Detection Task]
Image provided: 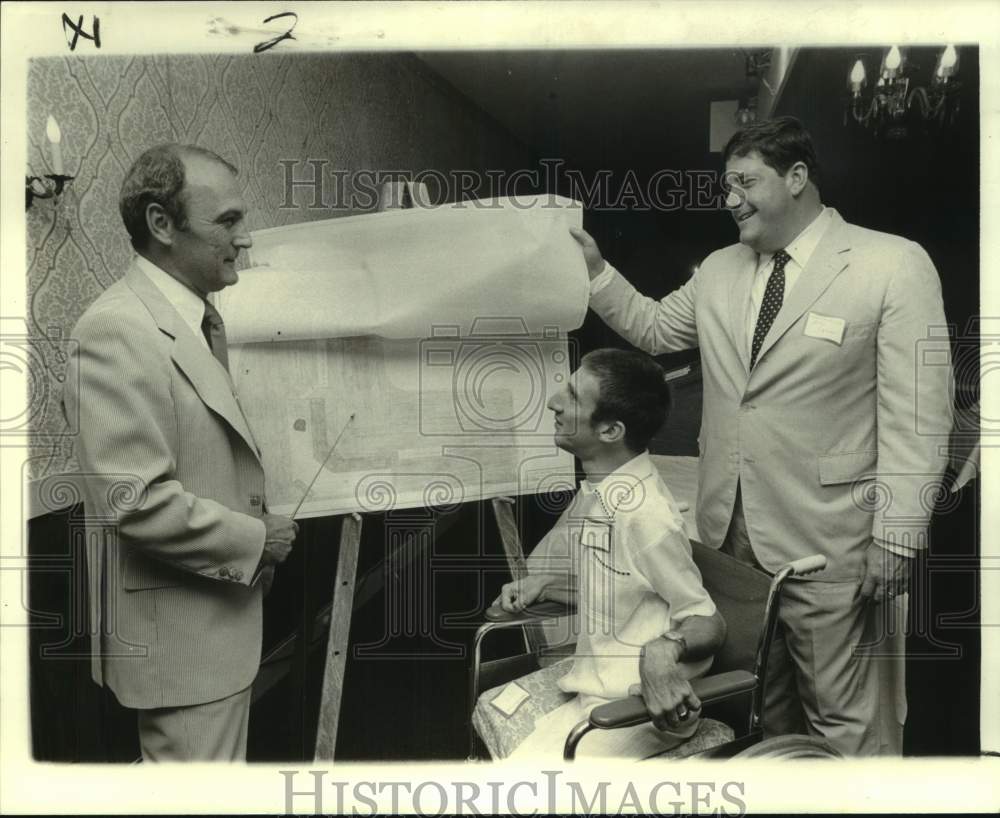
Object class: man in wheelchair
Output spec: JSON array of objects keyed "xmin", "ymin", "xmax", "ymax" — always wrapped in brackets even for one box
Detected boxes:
[{"xmin": 487, "ymin": 348, "xmax": 727, "ymax": 759}]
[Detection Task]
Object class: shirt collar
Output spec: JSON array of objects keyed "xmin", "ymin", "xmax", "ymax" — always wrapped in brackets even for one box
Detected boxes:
[
  {"xmin": 757, "ymin": 206, "xmax": 833, "ymax": 272},
  {"xmin": 134, "ymin": 255, "xmax": 208, "ymax": 340},
  {"xmin": 579, "ymin": 451, "xmax": 655, "ymax": 519}
]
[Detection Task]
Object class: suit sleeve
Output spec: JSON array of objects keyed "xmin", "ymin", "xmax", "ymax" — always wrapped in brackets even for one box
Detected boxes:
[
  {"xmin": 66, "ymin": 311, "xmax": 266, "ymax": 585},
  {"xmin": 873, "ymin": 241, "xmax": 953, "ymax": 555},
  {"xmin": 589, "ymin": 263, "xmax": 700, "ymax": 353}
]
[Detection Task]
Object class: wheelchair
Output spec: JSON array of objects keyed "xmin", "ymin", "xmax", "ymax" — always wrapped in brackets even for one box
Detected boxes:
[{"xmin": 470, "ymin": 540, "xmax": 842, "ymax": 761}]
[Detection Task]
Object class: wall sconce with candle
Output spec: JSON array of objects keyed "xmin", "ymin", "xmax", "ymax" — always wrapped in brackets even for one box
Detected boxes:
[{"xmin": 26, "ymin": 115, "xmax": 75, "ymax": 209}]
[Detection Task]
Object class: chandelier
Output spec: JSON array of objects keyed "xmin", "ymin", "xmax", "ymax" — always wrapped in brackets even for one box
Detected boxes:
[{"xmin": 845, "ymin": 45, "xmax": 961, "ymax": 138}]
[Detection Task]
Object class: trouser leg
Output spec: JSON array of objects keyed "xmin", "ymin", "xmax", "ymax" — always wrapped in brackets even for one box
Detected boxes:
[
  {"xmin": 721, "ymin": 486, "xmax": 805, "ymax": 737},
  {"xmin": 722, "ymin": 485, "xmax": 904, "ymax": 756},
  {"xmin": 777, "ymin": 580, "xmax": 890, "ymax": 756},
  {"xmin": 136, "ymin": 684, "xmax": 252, "ymax": 762},
  {"xmin": 862, "ymin": 592, "xmax": 908, "ymax": 755}
]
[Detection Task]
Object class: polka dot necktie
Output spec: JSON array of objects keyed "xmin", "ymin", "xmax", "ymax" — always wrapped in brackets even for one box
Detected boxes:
[
  {"xmin": 201, "ymin": 300, "xmax": 230, "ymax": 372},
  {"xmin": 750, "ymin": 249, "xmax": 791, "ymax": 369}
]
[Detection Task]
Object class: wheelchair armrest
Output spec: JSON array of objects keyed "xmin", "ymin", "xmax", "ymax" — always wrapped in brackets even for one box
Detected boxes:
[
  {"xmin": 784, "ymin": 554, "xmax": 827, "ymax": 577},
  {"xmin": 588, "ymin": 670, "xmax": 757, "ymax": 729},
  {"xmin": 483, "ymin": 600, "xmax": 575, "ymax": 626}
]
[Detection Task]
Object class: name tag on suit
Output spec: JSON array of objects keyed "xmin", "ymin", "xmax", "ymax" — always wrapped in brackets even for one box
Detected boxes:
[{"xmin": 804, "ymin": 312, "xmax": 846, "ymax": 345}]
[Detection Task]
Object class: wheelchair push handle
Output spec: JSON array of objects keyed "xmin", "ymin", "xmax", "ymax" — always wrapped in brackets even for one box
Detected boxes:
[{"xmin": 786, "ymin": 554, "xmax": 827, "ymax": 577}]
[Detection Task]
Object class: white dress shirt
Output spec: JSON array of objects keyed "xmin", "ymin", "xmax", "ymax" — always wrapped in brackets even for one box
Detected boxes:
[
  {"xmin": 134, "ymin": 255, "xmax": 211, "ymax": 352},
  {"xmin": 745, "ymin": 206, "xmax": 833, "ymax": 350}
]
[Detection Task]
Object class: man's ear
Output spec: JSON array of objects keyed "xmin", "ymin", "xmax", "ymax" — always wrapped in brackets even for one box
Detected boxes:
[
  {"xmin": 786, "ymin": 161, "xmax": 810, "ymax": 197},
  {"xmin": 598, "ymin": 420, "xmax": 626, "ymax": 445},
  {"xmin": 146, "ymin": 202, "xmax": 176, "ymax": 247}
]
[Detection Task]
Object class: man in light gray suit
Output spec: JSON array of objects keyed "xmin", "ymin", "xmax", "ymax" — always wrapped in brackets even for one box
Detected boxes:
[
  {"xmin": 570, "ymin": 117, "xmax": 953, "ymax": 756},
  {"xmin": 64, "ymin": 145, "xmax": 298, "ymax": 761}
]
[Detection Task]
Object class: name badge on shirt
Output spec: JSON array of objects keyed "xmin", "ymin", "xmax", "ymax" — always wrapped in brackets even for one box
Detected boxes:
[{"xmin": 803, "ymin": 312, "xmax": 846, "ymax": 345}]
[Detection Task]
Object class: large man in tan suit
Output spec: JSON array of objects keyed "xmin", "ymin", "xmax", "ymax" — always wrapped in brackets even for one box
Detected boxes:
[
  {"xmin": 571, "ymin": 118, "xmax": 953, "ymax": 755},
  {"xmin": 64, "ymin": 145, "xmax": 298, "ymax": 761}
]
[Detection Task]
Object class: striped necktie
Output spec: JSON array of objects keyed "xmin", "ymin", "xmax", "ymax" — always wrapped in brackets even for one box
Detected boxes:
[
  {"xmin": 201, "ymin": 299, "xmax": 229, "ymax": 372},
  {"xmin": 750, "ymin": 249, "xmax": 791, "ymax": 369}
]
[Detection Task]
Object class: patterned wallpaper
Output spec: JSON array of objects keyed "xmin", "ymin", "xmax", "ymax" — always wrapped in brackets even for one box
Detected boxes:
[{"xmin": 24, "ymin": 52, "xmax": 533, "ymax": 491}]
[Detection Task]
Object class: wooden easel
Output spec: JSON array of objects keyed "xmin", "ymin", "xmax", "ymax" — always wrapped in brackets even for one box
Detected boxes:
[
  {"xmin": 310, "ymin": 498, "xmax": 533, "ymax": 760},
  {"xmin": 312, "ymin": 512, "xmax": 363, "ymax": 758}
]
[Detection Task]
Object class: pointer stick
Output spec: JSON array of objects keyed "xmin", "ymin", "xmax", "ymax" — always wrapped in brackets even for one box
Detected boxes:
[{"xmin": 290, "ymin": 413, "xmax": 355, "ymax": 519}]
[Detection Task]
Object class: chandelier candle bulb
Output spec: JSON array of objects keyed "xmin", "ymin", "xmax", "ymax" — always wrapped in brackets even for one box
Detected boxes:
[
  {"xmin": 935, "ymin": 45, "xmax": 959, "ymax": 82},
  {"xmin": 849, "ymin": 59, "xmax": 866, "ymax": 94},
  {"xmin": 882, "ymin": 46, "xmax": 903, "ymax": 79}
]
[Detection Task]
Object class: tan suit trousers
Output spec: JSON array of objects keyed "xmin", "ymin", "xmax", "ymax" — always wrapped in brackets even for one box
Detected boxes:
[
  {"xmin": 137, "ymin": 684, "xmax": 252, "ymax": 761},
  {"xmin": 721, "ymin": 485, "xmax": 906, "ymax": 756}
]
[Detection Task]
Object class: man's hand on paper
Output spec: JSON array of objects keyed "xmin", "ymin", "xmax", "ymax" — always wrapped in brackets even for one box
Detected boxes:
[
  {"xmin": 494, "ymin": 575, "xmax": 548, "ymax": 613},
  {"xmin": 631, "ymin": 637, "xmax": 702, "ymax": 731},
  {"xmin": 569, "ymin": 226, "xmax": 606, "ymax": 280}
]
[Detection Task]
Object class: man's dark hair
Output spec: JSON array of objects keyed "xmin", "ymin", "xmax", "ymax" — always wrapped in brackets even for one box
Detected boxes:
[
  {"xmin": 582, "ymin": 348, "xmax": 671, "ymax": 454},
  {"xmin": 722, "ymin": 116, "xmax": 821, "ymax": 189},
  {"xmin": 119, "ymin": 144, "xmax": 238, "ymax": 250}
]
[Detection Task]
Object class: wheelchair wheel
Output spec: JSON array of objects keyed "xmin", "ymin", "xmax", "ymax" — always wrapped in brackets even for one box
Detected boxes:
[{"xmin": 731, "ymin": 735, "xmax": 843, "ymax": 759}]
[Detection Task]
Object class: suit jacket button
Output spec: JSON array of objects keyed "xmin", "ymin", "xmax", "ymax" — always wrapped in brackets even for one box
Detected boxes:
[
  {"xmin": 233, "ymin": 569, "xmax": 244, "ymax": 581},
  {"xmin": 219, "ymin": 566, "xmax": 230, "ymax": 578},
  {"xmin": 250, "ymin": 494, "xmax": 262, "ymax": 507}
]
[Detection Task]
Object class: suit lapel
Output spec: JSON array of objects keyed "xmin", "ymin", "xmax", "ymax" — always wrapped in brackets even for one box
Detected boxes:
[
  {"xmin": 124, "ymin": 264, "xmax": 262, "ymax": 459},
  {"xmin": 753, "ymin": 211, "xmax": 851, "ymax": 367},
  {"xmin": 727, "ymin": 245, "xmax": 758, "ymax": 375}
]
